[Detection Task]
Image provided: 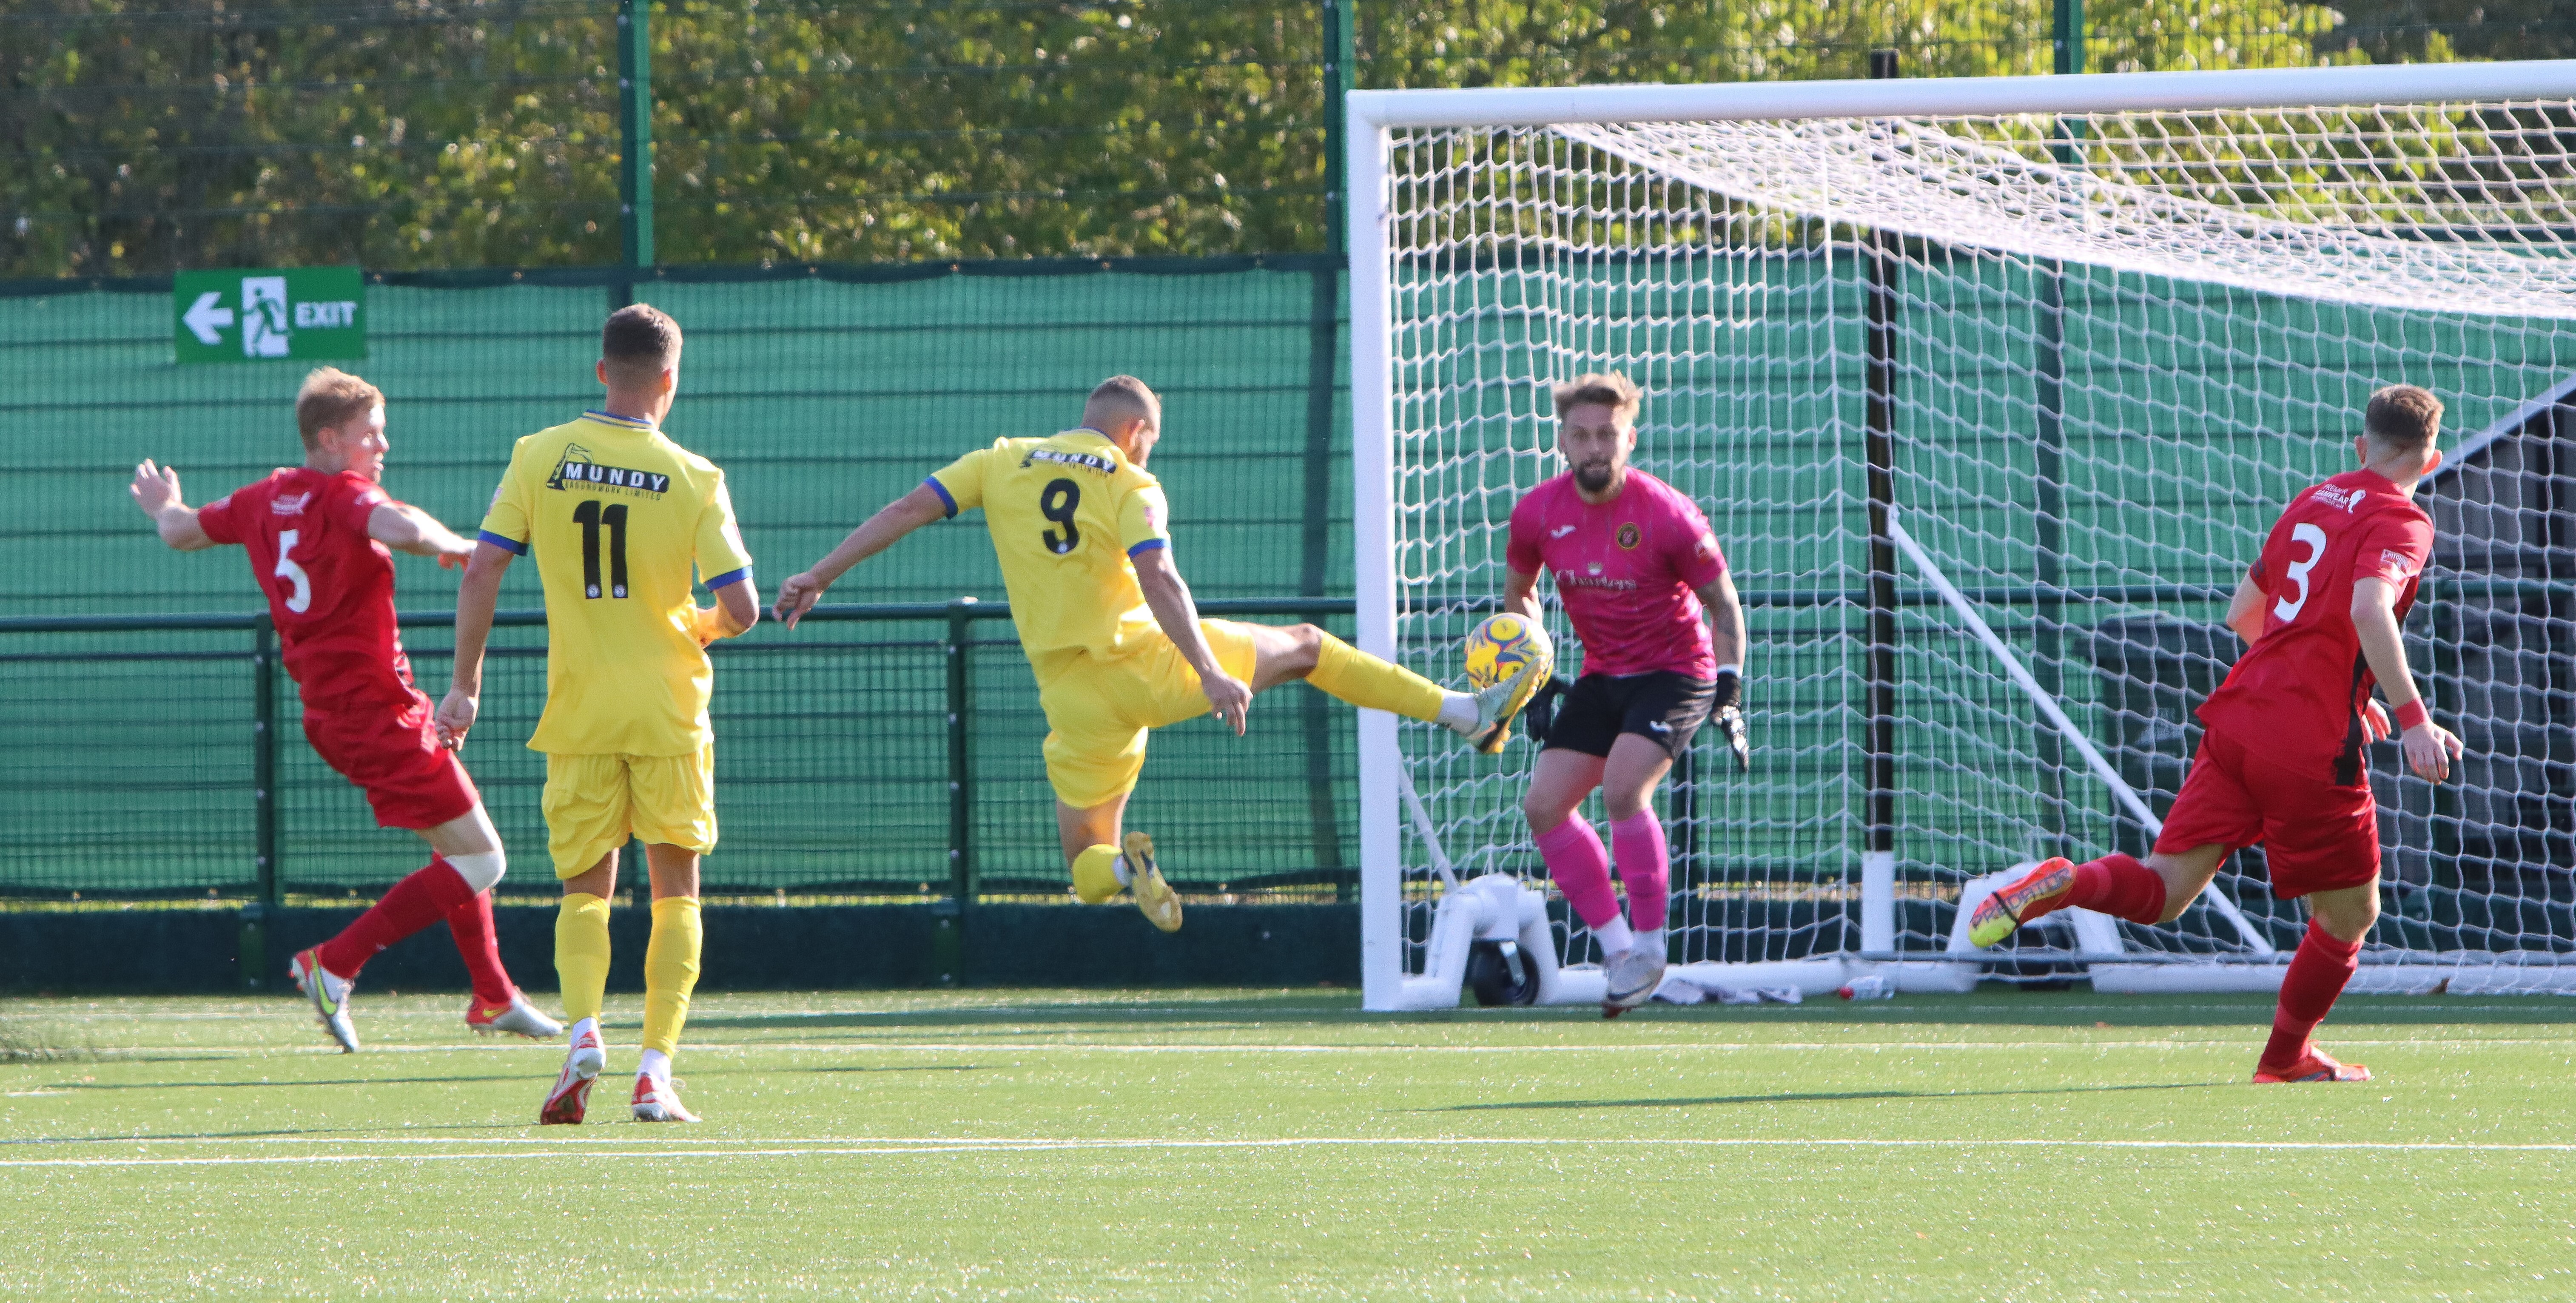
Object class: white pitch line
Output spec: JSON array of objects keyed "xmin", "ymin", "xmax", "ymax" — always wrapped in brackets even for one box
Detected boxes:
[{"xmin": 10, "ymin": 1135, "xmax": 2576, "ymax": 1169}]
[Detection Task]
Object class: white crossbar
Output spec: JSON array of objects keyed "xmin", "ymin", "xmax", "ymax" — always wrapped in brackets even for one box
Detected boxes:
[{"xmin": 1349, "ymin": 60, "xmax": 2576, "ymax": 130}]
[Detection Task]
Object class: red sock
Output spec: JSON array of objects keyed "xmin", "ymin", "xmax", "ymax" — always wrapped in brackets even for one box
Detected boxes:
[
  {"xmin": 444, "ymin": 891, "xmax": 517, "ymax": 1007},
  {"xmin": 316, "ymin": 857, "xmax": 477, "ymax": 980},
  {"xmin": 2063, "ymin": 853, "xmax": 2168, "ymax": 925},
  {"xmin": 2261, "ymin": 919, "xmax": 2363, "ymax": 1070}
]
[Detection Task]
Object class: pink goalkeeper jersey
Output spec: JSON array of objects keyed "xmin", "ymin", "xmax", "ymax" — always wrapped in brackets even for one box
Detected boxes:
[{"xmin": 1506, "ymin": 469, "xmax": 1727, "ymax": 679}]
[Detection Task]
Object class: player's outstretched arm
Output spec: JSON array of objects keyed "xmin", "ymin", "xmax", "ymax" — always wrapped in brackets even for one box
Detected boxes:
[
  {"xmin": 129, "ymin": 460, "xmax": 214, "ymax": 551},
  {"xmin": 437, "ymin": 541, "xmax": 517, "ymax": 751},
  {"xmin": 1133, "ymin": 546, "xmax": 1251, "ymax": 736},
  {"xmin": 367, "ymin": 502, "xmax": 476, "ymax": 569},
  {"xmin": 2352, "ymin": 575, "xmax": 2464, "ymax": 782},
  {"xmin": 774, "ymin": 484, "xmax": 949, "ymax": 629}
]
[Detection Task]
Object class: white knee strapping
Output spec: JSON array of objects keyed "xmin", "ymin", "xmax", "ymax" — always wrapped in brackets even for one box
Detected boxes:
[{"xmin": 445, "ymin": 849, "xmax": 506, "ymax": 893}]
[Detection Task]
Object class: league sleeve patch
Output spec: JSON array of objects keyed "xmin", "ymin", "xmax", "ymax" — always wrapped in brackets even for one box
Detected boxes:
[{"xmin": 2377, "ymin": 547, "xmax": 2421, "ymax": 578}]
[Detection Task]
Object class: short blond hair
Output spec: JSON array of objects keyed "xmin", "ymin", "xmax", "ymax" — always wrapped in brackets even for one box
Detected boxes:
[
  {"xmin": 294, "ymin": 367, "xmax": 384, "ymax": 449},
  {"xmin": 1552, "ymin": 372, "xmax": 1642, "ymax": 424}
]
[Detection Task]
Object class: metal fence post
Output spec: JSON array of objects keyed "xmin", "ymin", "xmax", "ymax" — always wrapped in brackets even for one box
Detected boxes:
[
  {"xmin": 613, "ymin": 0, "xmax": 655, "ymax": 310},
  {"xmin": 1301, "ymin": 265, "xmax": 1349, "ymax": 891},
  {"xmin": 1321, "ymin": 0, "xmax": 1355, "ymax": 254},
  {"xmin": 936, "ymin": 598, "xmax": 979, "ymax": 984},
  {"xmin": 242, "ymin": 615, "xmax": 280, "ymax": 990}
]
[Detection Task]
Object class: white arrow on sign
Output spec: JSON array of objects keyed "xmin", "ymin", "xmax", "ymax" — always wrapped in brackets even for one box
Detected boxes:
[{"xmin": 182, "ymin": 291, "xmax": 236, "ymax": 346}]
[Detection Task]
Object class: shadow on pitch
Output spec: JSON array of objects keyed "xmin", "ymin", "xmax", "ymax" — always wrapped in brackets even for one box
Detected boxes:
[
  {"xmin": 1430, "ymin": 1080, "xmax": 2232, "ymax": 1113},
  {"xmin": 0, "ymin": 1121, "xmax": 538, "ymax": 1147}
]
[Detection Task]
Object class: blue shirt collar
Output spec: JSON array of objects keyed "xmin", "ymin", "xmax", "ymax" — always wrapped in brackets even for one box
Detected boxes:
[{"xmin": 582, "ymin": 409, "xmax": 656, "ymax": 431}]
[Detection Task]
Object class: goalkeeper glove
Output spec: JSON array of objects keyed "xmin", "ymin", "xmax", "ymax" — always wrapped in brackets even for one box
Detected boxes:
[
  {"xmin": 1523, "ymin": 674, "xmax": 1574, "ymax": 745},
  {"xmin": 1713, "ymin": 667, "xmax": 1749, "ymax": 772}
]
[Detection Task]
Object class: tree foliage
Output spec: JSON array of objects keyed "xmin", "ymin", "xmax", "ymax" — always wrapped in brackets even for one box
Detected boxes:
[{"xmin": 2, "ymin": 0, "xmax": 2410, "ymax": 277}]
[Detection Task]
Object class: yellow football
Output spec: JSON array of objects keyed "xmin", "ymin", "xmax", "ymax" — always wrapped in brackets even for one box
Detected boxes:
[{"xmin": 1464, "ymin": 613, "xmax": 1550, "ymax": 691}]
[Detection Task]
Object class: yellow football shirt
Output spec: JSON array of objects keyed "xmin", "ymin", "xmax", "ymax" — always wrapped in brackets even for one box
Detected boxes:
[
  {"xmin": 479, "ymin": 410, "xmax": 754, "ymax": 756},
  {"xmin": 928, "ymin": 429, "xmax": 1172, "ymax": 675}
]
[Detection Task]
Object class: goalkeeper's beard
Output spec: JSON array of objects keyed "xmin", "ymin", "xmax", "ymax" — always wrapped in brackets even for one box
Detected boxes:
[{"xmin": 1572, "ymin": 461, "xmax": 1616, "ymax": 493}]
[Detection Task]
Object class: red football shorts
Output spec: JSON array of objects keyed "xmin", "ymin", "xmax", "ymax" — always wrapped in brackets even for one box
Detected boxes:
[
  {"xmin": 2154, "ymin": 725, "xmax": 2380, "ymax": 898},
  {"xmin": 300, "ymin": 692, "xmax": 479, "ymax": 831}
]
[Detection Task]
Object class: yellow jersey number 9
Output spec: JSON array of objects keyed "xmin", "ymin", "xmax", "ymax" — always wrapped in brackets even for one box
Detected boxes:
[{"xmin": 1040, "ymin": 478, "xmax": 1082, "ymax": 555}]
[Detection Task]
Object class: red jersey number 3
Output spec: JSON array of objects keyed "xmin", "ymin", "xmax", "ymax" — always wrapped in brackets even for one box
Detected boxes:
[
  {"xmin": 2197, "ymin": 469, "xmax": 2433, "ymax": 781},
  {"xmin": 2269, "ymin": 522, "xmax": 2329, "ymax": 625}
]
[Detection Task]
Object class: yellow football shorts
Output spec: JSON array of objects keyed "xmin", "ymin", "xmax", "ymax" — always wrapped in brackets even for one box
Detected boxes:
[
  {"xmin": 542, "ymin": 743, "xmax": 718, "ymax": 879},
  {"xmin": 1037, "ymin": 619, "xmax": 1261, "ymax": 810}
]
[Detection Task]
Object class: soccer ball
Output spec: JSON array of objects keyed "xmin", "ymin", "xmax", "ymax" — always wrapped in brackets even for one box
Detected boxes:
[{"xmin": 1463, "ymin": 613, "xmax": 1551, "ymax": 692}]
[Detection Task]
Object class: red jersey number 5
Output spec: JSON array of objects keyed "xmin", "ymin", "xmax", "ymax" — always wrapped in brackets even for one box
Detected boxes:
[
  {"xmin": 2271, "ymin": 522, "xmax": 2328, "ymax": 624},
  {"xmin": 274, "ymin": 529, "xmax": 314, "ymax": 614}
]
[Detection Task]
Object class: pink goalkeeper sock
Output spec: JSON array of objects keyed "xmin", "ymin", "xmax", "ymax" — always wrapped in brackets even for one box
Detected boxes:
[
  {"xmin": 1534, "ymin": 817, "xmax": 1620, "ymax": 930},
  {"xmin": 1608, "ymin": 810, "xmax": 1670, "ymax": 932}
]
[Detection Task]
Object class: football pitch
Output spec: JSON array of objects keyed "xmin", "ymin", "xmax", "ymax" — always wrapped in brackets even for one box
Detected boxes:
[{"xmin": 3, "ymin": 990, "xmax": 2572, "ymax": 1300}]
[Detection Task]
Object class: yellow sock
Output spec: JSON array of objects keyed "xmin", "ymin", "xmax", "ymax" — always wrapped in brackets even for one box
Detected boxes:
[
  {"xmin": 1308, "ymin": 632, "xmax": 1448, "ymax": 721},
  {"xmin": 640, "ymin": 896, "xmax": 703, "ymax": 1058},
  {"xmin": 1070, "ymin": 844, "xmax": 1124, "ymax": 904},
  {"xmin": 554, "ymin": 893, "xmax": 612, "ymax": 1024}
]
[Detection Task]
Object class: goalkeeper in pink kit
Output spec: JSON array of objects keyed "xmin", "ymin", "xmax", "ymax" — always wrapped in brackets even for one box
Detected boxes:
[{"xmin": 1503, "ymin": 373, "xmax": 1750, "ymax": 1013}]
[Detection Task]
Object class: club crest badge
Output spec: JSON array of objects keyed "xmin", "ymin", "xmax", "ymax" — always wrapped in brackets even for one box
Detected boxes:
[{"xmin": 1616, "ymin": 522, "xmax": 1641, "ymax": 550}]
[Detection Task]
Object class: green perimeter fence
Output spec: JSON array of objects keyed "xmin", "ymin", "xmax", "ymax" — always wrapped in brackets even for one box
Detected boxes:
[
  {"xmin": 0, "ymin": 598, "xmax": 1358, "ymax": 901},
  {"xmin": 2, "ymin": 257, "xmax": 1360, "ymax": 901}
]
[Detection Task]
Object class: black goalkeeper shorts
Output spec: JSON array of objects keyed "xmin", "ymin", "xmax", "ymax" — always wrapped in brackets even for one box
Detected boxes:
[{"xmin": 1540, "ymin": 671, "xmax": 1716, "ymax": 761}]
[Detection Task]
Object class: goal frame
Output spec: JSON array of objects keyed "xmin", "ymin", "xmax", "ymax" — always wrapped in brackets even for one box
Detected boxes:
[{"xmin": 1345, "ymin": 60, "xmax": 2576, "ymax": 1011}]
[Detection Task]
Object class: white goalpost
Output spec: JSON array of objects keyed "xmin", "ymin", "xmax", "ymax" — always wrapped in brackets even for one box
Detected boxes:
[{"xmin": 1348, "ymin": 60, "xmax": 2576, "ymax": 1011}]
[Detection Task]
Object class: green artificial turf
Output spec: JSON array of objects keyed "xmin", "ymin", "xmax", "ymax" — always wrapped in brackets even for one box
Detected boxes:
[{"xmin": 3, "ymin": 988, "xmax": 2572, "ymax": 1300}]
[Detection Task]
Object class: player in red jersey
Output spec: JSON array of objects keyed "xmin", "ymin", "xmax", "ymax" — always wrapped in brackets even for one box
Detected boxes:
[
  {"xmin": 1503, "ymin": 373, "xmax": 1749, "ymax": 1014},
  {"xmin": 1971, "ymin": 384, "xmax": 2464, "ymax": 1082},
  {"xmin": 128, "ymin": 367, "xmax": 560, "ymax": 1051}
]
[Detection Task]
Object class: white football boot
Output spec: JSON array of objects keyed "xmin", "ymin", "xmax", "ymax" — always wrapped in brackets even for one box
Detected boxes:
[
  {"xmin": 540, "ymin": 1019, "xmax": 606, "ymax": 1125},
  {"xmin": 1601, "ymin": 946, "xmax": 1668, "ymax": 1015},
  {"xmin": 466, "ymin": 993, "xmax": 565, "ymax": 1040},
  {"xmin": 631, "ymin": 1074, "xmax": 701, "ymax": 1123},
  {"xmin": 1454, "ymin": 657, "xmax": 1552, "ymax": 754},
  {"xmin": 287, "ymin": 947, "xmax": 360, "ymax": 1053}
]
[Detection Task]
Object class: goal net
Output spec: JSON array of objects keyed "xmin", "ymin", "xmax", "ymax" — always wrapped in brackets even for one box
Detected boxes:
[{"xmin": 1347, "ymin": 64, "xmax": 2576, "ymax": 1009}]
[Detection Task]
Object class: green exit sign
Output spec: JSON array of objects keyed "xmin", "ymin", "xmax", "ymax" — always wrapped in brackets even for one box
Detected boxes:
[{"xmin": 174, "ymin": 267, "xmax": 367, "ymax": 364}]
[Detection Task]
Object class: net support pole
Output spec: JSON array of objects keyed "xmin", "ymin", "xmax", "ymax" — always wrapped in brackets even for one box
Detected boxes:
[
  {"xmin": 938, "ymin": 597, "xmax": 978, "ymax": 986},
  {"xmin": 2031, "ymin": 262, "xmax": 2072, "ymax": 860},
  {"xmin": 613, "ymin": 0, "xmax": 655, "ymax": 311},
  {"xmin": 1858, "ymin": 48, "xmax": 1902, "ymax": 956},
  {"xmin": 1887, "ymin": 510, "xmax": 2275, "ymax": 956},
  {"xmin": 1346, "ymin": 110, "xmax": 1403, "ymax": 1012},
  {"xmin": 2031, "ymin": 17, "xmax": 2085, "ymax": 861}
]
